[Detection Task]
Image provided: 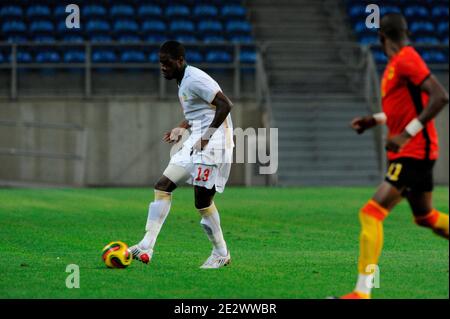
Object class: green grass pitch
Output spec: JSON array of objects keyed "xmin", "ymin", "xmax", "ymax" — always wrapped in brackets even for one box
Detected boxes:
[{"xmin": 0, "ymin": 187, "xmax": 448, "ymax": 299}]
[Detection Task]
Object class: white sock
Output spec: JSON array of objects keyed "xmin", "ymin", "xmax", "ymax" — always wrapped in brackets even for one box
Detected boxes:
[
  {"xmin": 138, "ymin": 191, "xmax": 171, "ymax": 251},
  {"xmin": 355, "ymin": 273, "xmax": 374, "ymax": 296},
  {"xmin": 199, "ymin": 203, "xmax": 228, "ymax": 257}
]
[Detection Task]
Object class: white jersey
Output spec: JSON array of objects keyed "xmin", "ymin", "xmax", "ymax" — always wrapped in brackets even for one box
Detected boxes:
[
  {"xmin": 166, "ymin": 65, "xmax": 234, "ymax": 193},
  {"xmin": 178, "ymin": 65, "xmax": 234, "ymax": 150}
]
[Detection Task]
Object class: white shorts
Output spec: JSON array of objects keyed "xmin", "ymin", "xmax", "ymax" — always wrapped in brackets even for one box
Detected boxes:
[{"xmin": 164, "ymin": 135, "xmax": 233, "ymax": 193}]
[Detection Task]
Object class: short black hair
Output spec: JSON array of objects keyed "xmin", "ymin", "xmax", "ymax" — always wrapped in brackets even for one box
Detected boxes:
[
  {"xmin": 160, "ymin": 40, "xmax": 185, "ymax": 59},
  {"xmin": 380, "ymin": 13, "xmax": 409, "ymax": 42}
]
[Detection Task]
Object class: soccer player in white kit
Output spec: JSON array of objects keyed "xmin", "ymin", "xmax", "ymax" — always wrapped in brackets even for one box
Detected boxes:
[{"xmin": 129, "ymin": 41, "xmax": 234, "ymax": 269}]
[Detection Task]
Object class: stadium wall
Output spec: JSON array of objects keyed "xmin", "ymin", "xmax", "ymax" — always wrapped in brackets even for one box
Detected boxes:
[{"xmin": 0, "ymin": 98, "xmax": 261, "ymax": 187}]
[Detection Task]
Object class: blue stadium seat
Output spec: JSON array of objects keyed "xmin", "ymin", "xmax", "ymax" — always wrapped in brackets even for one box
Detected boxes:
[
  {"xmin": 198, "ymin": 21, "xmax": 223, "ymax": 34},
  {"xmin": 205, "ymin": 50, "xmax": 232, "ymax": 63},
  {"xmin": 110, "ymin": 5, "xmax": 135, "ymax": 18},
  {"xmin": 61, "ymin": 34, "xmax": 85, "ymax": 43},
  {"xmin": 6, "ymin": 35, "xmax": 28, "ymax": 43},
  {"xmin": 432, "ymin": 6, "xmax": 449, "ymax": 19},
  {"xmin": 120, "ymin": 50, "xmax": 146, "ymax": 63},
  {"xmin": 17, "ymin": 51, "xmax": 33, "ymax": 63},
  {"xmin": 348, "ymin": 5, "xmax": 366, "ymax": 19},
  {"xmin": 86, "ymin": 20, "xmax": 110, "ymax": 33},
  {"xmin": 82, "ymin": 5, "xmax": 107, "ymax": 19},
  {"xmin": 54, "ymin": 5, "xmax": 68, "ymax": 19},
  {"xmin": 175, "ymin": 34, "xmax": 198, "ymax": 43},
  {"xmin": 437, "ymin": 21, "xmax": 449, "ymax": 36},
  {"xmin": 0, "ymin": 6, "xmax": 23, "ymax": 19},
  {"xmin": 240, "ymin": 50, "xmax": 256, "ymax": 63},
  {"xmin": 404, "ymin": 5, "xmax": 429, "ymax": 19},
  {"xmin": 148, "ymin": 51, "xmax": 159, "ymax": 63},
  {"xmin": 221, "ymin": 5, "xmax": 246, "ymax": 18},
  {"xmin": 2, "ymin": 21, "xmax": 27, "ymax": 33},
  {"xmin": 92, "ymin": 50, "xmax": 117, "ymax": 63},
  {"xmin": 117, "ymin": 34, "xmax": 141, "ymax": 42},
  {"xmin": 358, "ymin": 35, "xmax": 379, "ymax": 45},
  {"xmin": 89, "ymin": 35, "xmax": 113, "ymax": 42},
  {"xmin": 186, "ymin": 50, "xmax": 203, "ymax": 63},
  {"xmin": 203, "ymin": 35, "xmax": 226, "ymax": 43},
  {"xmin": 137, "ymin": 5, "xmax": 163, "ymax": 18},
  {"xmin": 29, "ymin": 20, "xmax": 54, "ymax": 33},
  {"xmin": 145, "ymin": 34, "xmax": 168, "ymax": 43},
  {"xmin": 353, "ymin": 21, "xmax": 373, "ymax": 34},
  {"xmin": 372, "ymin": 50, "xmax": 387, "ymax": 64},
  {"xmin": 229, "ymin": 34, "xmax": 254, "ymax": 43},
  {"xmin": 170, "ymin": 20, "xmax": 195, "ymax": 33},
  {"xmin": 64, "ymin": 50, "xmax": 85, "ymax": 63},
  {"xmin": 409, "ymin": 21, "xmax": 435, "ymax": 34},
  {"xmin": 166, "ymin": 5, "xmax": 190, "ymax": 18},
  {"xmin": 413, "ymin": 36, "xmax": 440, "ymax": 44},
  {"xmin": 26, "ymin": 5, "xmax": 51, "ymax": 19},
  {"xmin": 226, "ymin": 21, "xmax": 252, "ymax": 34},
  {"xmin": 113, "ymin": 20, "xmax": 139, "ymax": 33},
  {"xmin": 193, "ymin": 5, "xmax": 218, "ymax": 18},
  {"xmin": 33, "ymin": 35, "xmax": 56, "ymax": 42},
  {"xmin": 379, "ymin": 5, "xmax": 401, "ymax": 16},
  {"xmin": 142, "ymin": 20, "xmax": 166, "ymax": 33},
  {"xmin": 0, "ymin": 52, "xmax": 5, "ymax": 64},
  {"xmin": 421, "ymin": 50, "xmax": 448, "ymax": 63},
  {"xmin": 35, "ymin": 51, "xmax": 61, "ymax": 63}
]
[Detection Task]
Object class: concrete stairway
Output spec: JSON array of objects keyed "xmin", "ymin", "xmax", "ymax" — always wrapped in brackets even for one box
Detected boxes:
[{"xmin": 246, "ymin": 0, "xmax": 381, "ymax": 186}]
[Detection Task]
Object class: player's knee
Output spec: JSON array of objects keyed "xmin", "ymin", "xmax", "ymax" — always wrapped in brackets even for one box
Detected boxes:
[
  {"xmin": 195, "ymin": 197, "xmax": 212, "ymax": 210},
  {"xmin": 154, "ymin": 176, "xmax": 176, "ymax": 193}
]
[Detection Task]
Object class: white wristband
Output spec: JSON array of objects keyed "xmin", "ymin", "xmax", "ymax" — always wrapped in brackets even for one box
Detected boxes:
[
  {"xmin": 405, "ymin": 118, "xmax": 424, "ymax": 136},
  {"xmin": 373, "ymin": 112, "xmax": 387, "ymax": 124}
]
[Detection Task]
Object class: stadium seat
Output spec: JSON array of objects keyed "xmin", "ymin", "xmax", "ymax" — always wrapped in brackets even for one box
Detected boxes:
[
  {"xmin": 404, "ymin": 5, "xmax": 429, "ymax": 19},
  {"xmin": 86, "ymin": 20, "xmax": 110, "ymax": 33},
  {"xmin": 148, "ymin": 51, "xmax": 159, "ymax": 63},
  {"xmin": 226, "ymin": 21, "xmax": 252, "ymax": 34},
  {"xmin": 54, "ymin": 5, "xmax": 68, "ymax": 19},
  {"xmin": 413, "ymin": 36, "xmax": 440, "ymax": 44},
  {"xmin": 421, "ymin": 50, "xmax": 448, "ymax": 63},
  {"xmin": 64, "ymin": 50, "xmax": 86, "ymax": 63},
  {"xmin": 198, "ymin": 21, "xmax": 223, "ymax": 34},
  {"xmin": 203, "ymin": 35, "xmax": 226, "ymax": 43},
  {"xmin": 82, "ymin": 5, "xmax": 107, "ymax": 19},
  {"xmin": 359, "ymin": 35, "xmax": 379, "ymax": 45},
  {"xmin": 205, "ymin": 50, "xmax": 233, "ymax": 63},
  {"xmin": 5, "ymin": 35, "xmax": 28, "ymax": 43},
  {"xmin": 33, "ymin": 35, "xmax": 56, "ymax": 42},
  {"xmin": 113, "ymin": 20, "xmax": 139, "ymax": 33},
  {"xmin": 142, "ymin": 20, "xmax": 166, "ymax": 33},
  {"xmin": 432, "ymin": 6, "xmax": 449, "ymax": 19},
  {"xmin": 0, "ymin": 52, "xmax": 5, "ymax": 64},
  {"xmin": 92, "ymin": 50, "xmax": 117, "ymax": 63},
  {"xmin": 229, "ymin": 34, "xmax": 254, "ymax": 43},
  {"xmin": 137, "ymin": 5, "xmax": 163, "ymax": 19},
  {"xmin": 372, "ymin": 50, "xmax": 387, "ymax": 63},
  {"xmin": 437, "ymin": 21, "xmax": 449, "ymax": 36},
  {"xmin": 186, "ymin": 50, "xmax": 203, "ymax": 63},
  {"xmin": 26, "ymin": 5, "xmax": 51, "ymax": 19},
  {"xmin": 409, "ymin": 21, "xmax": 435, "ymax": 34},
  {"xmin": 175, "ymin": 34, "xmax": 198, "ymax": 43},
  {"xmin": 89, "ymin": 34, "xmax": 113, "ymax": 42},
  {"xmin": 2, "ymin": 21, "xmax": 27, "ymax": 34},
  {"xmin": 117, "ymin": 34, "xmax": 141, "ymax": 43},
  {"xmin": 29, "ymin": 20, "xmax": 54, "ymax": 34},
  {"xmin": 61, "ymin": 34, "xmax": 85, "ymax": 43},
  {"xmin": 0, "ymin": 5, "xmax": 23, "ymax": 19},
  {"xmin": 166, "ymin": 5, "xmax": 190, "ymax": 18},
  {"xmin": 145, "ymin": 34, "xmax": 168, "ymax": 43},
  {"xmin": 348, "ymin": 4, "xmax": 366, "ymax": 19},
  {"xmin": 193, "ymin": 5, "xmax": 218, "ymax": 18},
  {"xmin": 35, "ymin": 51, "xmax": 61, "ymax": 63},
  {"xmin": 170, "ymin": 20, "xmax": 195, "ymax": 33},
  {"xmin": 221, "ymin": 5, "xmax": 246, "ymax": 18},
  {"xmin": 120, "ymin": 50, "xmax": 147, "ymax": 63},
  {"xmin": 17, "ymin": 51, "xmax": 33, "ymax": 63},
  {"xmin": 240, "ymin": 50, "xmax": 256, "ymax": 63},
  {"xmin": 110, "ymin": 5, "xmax": 135, "ymax": 18}
]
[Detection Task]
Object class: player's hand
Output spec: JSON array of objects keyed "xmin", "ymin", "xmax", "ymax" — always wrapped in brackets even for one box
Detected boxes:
[
  {"xmin": 385, "ymin": 131, "xmax": 411, "ymax": 153},
  {"xmin": 191, "ymin": 138, "xmax": 209, "ymax": 155},
  {"xmin": 163, "ymin": 127, "xmax": 185, "ymax": 144},
  {"xmin": 350, "ymin": 116, "xmax": 376, "ymax": 134}
]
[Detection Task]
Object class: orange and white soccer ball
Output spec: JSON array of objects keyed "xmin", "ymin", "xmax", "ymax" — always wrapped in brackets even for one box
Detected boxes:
[{"xmin": 102, "ymin": 241, "xmax": 132, "ymax": 268}]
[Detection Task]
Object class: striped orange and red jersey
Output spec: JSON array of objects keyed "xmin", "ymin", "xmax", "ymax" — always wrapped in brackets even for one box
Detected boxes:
[{"xmin": 381, "ymin": 46, "xmax": 439, "ymax": 161}]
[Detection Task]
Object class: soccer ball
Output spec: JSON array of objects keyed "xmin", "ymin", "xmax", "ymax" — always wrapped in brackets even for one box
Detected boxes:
[{"xmin": 102, "ymin": 241, "xmax": 132, "ymax": 268}]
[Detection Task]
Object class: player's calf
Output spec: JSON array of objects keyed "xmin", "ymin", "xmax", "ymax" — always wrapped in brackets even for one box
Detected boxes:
[{"xmin": 415, "ymin": 209, "xmax": 449, "ymax": 239}]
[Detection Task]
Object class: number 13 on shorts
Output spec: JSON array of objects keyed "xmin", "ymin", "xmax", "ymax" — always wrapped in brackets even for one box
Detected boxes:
[{"xmin": 193, "ymin": 164, "xmax": 217, "ymax": 188}]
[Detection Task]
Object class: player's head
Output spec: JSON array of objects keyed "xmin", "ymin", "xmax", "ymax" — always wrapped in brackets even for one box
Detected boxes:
[
  {"xmin": 379, "ymin": 13, "xmax": 409, "ymax": 49},
  {"xmin": 159, "ymin": 40, "xmax": 186, "ymax": 80}
]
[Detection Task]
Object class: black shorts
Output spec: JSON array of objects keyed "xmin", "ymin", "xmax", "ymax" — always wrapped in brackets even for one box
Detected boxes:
[{"xmin": 385, "ymin": 158, "xmax": 435, "ymax": 195}]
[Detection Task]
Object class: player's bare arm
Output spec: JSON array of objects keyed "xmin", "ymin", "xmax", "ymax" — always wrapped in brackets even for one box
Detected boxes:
[
  {"xmin": 163, "ymin": 119, "xmax": 192, "ymax": 144},
  {"xmin": 193, "ymin": 91, "xmax": 233, "ymax": 151},
  {"xmin": 386, "ymin": 75, "xmax": 449, "ymax": 153}
]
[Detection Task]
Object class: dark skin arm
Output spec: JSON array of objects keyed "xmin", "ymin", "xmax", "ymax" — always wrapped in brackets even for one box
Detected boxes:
[
  {"xmin": 192, "ymin": 91, "xmax": 233, "ymax": 152},
  {"xmin": 386, "ymin": 75, "xmax": 449, "ymax": 152}
]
